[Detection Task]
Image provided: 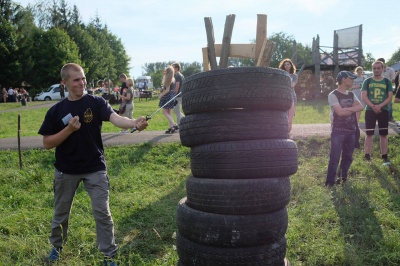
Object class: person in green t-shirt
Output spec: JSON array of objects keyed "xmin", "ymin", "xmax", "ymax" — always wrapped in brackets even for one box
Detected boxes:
[{"xmin": 361, "ymin": 60, "xmax": 393, "ymax": 162}]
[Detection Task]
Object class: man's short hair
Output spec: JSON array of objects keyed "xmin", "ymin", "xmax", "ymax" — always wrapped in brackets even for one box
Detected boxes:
[
  {"xmin": 172, "ymin": 62, "xmax": 181, "ymax": 71},
  {"xmin": 119, "ymin": 73, "xmax": 127, "ymax": 79},
  {"xmin": 377, "ymin": 58, "xmax": 385, "ymax": 64},
  {"xmin": 61, "ymin": 63, "xmax": 84, "ymax": 81}
]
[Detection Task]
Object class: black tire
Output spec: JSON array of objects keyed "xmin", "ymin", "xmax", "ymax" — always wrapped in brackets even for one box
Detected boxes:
[
  {"xmin": 185, "ymin": 176, "xmax": 291, "ymax": 215},
  {"xmin": 179, "ymin": 110, "xmax": 289, "ymax": 147},
  {"xmin": 177, "ymin": 232, "xmax": 286, "ymax": 266},
  {"xmin": 181, "ymin": 67, "xmax": 292, "ymax": 115},
  {"xmin": 190, "ymin": 139, "xmax": 298, "ymax": 179},
  {"xmin": 44, "ymin": 96, "xmax": 51, "ymax": 101},
  {"xmin": 177, "ymin": 198, "xmax": 288, "ymax": 247}
]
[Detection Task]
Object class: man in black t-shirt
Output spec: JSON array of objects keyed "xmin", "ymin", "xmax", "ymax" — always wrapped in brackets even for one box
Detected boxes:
[
  {"xmin": 39, "ymin": 63, "xmax": 148, "ymax": 265},
  {"xmin": 172, "ymin": 62, "xmax": 185, "ymax": 127}
]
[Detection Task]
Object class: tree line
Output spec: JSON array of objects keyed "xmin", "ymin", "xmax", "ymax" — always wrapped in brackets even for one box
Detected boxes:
[
  {"xmin": 2, "ymin": 0, "xmax": 399, "ymax": 92},
  {"xmin": 1, "ymin": 0, "xmax": 129, "ymax": 90}
]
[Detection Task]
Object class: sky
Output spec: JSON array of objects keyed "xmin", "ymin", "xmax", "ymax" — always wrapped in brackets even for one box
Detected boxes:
[{"xmin": 15, "ymin": 0, "xmax": 400, "ymax": 78}]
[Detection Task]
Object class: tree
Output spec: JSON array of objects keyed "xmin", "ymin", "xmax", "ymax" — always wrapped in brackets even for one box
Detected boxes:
[
  {"xmin": 25, "ymin": 28, "xmax": 81, "ymax": 88},
  {"xmin": 387, "ymin": 47, "xmax": 400, "ymax": 66},
  {"xmin": 363, "ymin": 52, "xmax": 375, "ymax": 71},
  {"xmin": 0, "ymin": 17, "xmax": 19, "ymax": 86},
  {"xmin": 181, "ymin": 62, "xmax": 202, "ymax": 78},
  {"xmin": 268, "ymin": 32, "xmax": 312, "ymax": 68}
]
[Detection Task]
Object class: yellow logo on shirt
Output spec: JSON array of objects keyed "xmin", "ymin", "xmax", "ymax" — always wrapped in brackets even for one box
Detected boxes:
[{"xmin": 84, "ymin": 108, "xmax": 93, "ymax": 123}]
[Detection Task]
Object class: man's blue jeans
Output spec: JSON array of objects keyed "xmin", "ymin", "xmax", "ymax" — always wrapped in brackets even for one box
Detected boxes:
[{"xmin": 326, "ymin": 131, "xmax": 356, "ymax": 184}]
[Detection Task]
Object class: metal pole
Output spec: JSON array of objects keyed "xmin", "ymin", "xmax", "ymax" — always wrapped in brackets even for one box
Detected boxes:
[
  {"xmin": 131, "ymin": 92, "xmax": 182, "ymax": 133},
  {"xmin": 18, "ymin": 114, "xmax": 23, "ymax": 169}
]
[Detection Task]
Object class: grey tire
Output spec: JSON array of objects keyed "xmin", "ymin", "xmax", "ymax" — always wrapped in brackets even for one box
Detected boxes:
[
  {"xmin": 185, "ymin": 176, "xmax": 291, "ymax": 215},
  {"xmin": 181, "ymin": 67, "xmax": 292, "ymax": 115},
  {"xmin": 179, "ymin": 110, "xmax": 289, "ymax": 147},
  {"xmin": 177, "ymin": 198, "xmax": 288, "ymax": 247},
  {"xmin": 190, "ymin": 139, "xmax": 298, "ymax": 179},
  {"xmin": 177, "ymin": 232, "xmax": 286, "ymax": 266}
]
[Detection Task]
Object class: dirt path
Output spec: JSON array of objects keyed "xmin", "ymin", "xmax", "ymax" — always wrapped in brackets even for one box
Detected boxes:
[
  {"xmin": 1, "ymin": 123, "xmax": 399, "ymax": 150},
  {"xmin": 0, "ymin": 101, "xmax": 57, "ymax": 113}
]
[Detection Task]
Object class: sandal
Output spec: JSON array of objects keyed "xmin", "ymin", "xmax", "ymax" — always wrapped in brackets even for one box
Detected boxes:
[{"xmin": 165, "ymin": 127, "xmax": 176, "ymax": 134}]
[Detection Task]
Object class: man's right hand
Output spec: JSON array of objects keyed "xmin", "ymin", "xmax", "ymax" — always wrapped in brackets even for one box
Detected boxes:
[
  {"xmin": 372, "ymin": 105, "xmax": 381, "ymax": 114},
  {"xmin": 67, "ymin": 116, "xmax": 81, "ymax": 132}
]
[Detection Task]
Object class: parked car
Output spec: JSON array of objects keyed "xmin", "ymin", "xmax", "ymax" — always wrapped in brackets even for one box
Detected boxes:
[{"xmin": 34, "ymin": 84, "xmax": 68, "ymax": 101}]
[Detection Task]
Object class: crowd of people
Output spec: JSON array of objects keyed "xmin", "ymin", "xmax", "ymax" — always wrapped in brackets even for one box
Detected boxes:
[
  {"xmin": 324, "ymin": 58, "xmax": 400, "ymax": 187},
  {"xmin": 1, "ymin": 87, "xmax": 29, "ymax": 103},
  {"xmin": 2, "ymin": 58, "xmax": 398, "ymax": 264}
]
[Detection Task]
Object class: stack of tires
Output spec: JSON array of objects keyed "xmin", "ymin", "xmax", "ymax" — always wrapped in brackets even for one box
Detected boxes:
[{"xmin": 177, "ymin": 67, "xmax": 298, "ymax": 266}]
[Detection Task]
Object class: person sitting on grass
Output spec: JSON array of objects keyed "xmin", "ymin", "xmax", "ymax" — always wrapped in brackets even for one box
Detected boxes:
[{"xmin": 325, "ymin": 71, "xmax": 363, "ymax": 187}]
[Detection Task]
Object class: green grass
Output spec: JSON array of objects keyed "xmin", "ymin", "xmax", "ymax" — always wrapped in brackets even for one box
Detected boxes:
[
  {"xmin": 0, "ymin": 97, "xmax": 174, "ymax": 138},
  {"xmin": 2, "ymin": 97, "xmax": 400, "ymax": 138},
  {"xmin": 1, "ymin": 137, "xmax": 400, "ymax": 265}
]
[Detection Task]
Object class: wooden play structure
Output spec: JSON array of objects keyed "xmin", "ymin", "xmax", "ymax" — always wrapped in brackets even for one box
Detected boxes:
[{"xmin": 202, "ymin": 14, "xmax": 276, "ymax": 71}]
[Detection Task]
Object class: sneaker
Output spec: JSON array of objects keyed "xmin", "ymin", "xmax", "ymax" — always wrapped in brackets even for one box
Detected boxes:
[
  {"xmin": 324, "ymin": 181, "xmax": 334, "ymax": 187},
  {"xmin": 364, "ymin": 154, "xmax": 371, "ymax": 161},
  {"xmin": 48, "ymin": 247, "xmax": 62, "ymax": 262},
  {"xmin": 104, "ymin": 258, "xmax": 118, "ymax": 266},
  {"xmin": 173, "ymin": 124, "xmax": 179, "ymax": 130}
]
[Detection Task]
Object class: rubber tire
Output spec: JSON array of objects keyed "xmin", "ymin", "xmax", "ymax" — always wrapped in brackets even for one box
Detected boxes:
[
  {"xmin": 190, "ymin": 139, "xmax": 298, "ymax": 179},
  {"xmin": 179, "ymin": 110, "xmax": 289, "ymax": 147},
  {"xmin": 181, "ymin": 67, "xmax": 292, "ymax": 115},
  {"xmin": 177, "ymin": 232, "xmax": 286, "ymax": 266},
  {"xmin": 185, "ymin": 176, "xmax": 291, "ymax": 215},
  {"xmin": 177, "ymin": 198, "xmax": 288, "ymax": 247}
]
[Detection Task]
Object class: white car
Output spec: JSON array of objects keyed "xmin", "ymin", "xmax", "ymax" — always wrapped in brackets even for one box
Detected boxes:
[{"xmin": 34, "ymin": 84, "xmax": 68, "ymax": 101}]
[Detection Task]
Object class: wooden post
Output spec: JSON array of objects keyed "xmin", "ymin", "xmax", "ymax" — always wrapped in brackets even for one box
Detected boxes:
[
  {"xmin": 18, "ymin": 114, "xmax": 22, "ymax": 169},
  {"xmin": 204, "ymin": 17, "xmax": 218, "ymax": 70},
  {"xmin": 333, "ymin": 32, "xmax": 339, "ymax": 81},
  {"xmin": 315, "ymin": 35, "xmax": 321, "ymax": 98},
  {"xmin": 358, "ymin": 24, "xmax": 363, "ymax": 66},
  {"xmin": 219, "ymin": 14, "xmax": 236, "ymax": 68},
  {"xmin": 256, "ymin": 39, "xmax": 276, "ymax": 67},
  {"xmin": 255, "ymin": 14, "xmax": 267, "ymax": 64},
  {"xmin": 202, "ymin": 47, "xmax": 211, "ymax": 71}
]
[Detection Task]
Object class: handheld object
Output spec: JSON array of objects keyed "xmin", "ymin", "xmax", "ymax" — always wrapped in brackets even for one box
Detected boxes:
[{"xmin": 131, "ymin": 92, "xmax": 182, "ymax": 133}]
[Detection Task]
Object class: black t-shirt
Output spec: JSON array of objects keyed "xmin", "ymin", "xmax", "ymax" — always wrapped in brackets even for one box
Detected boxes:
[
  {"xmin": 174, "ymin": 72, "xmax": 185, "ymax": 95},
  {"xmin": 120, "ymin": 81, "xmax": 127, "ymax": 95},
  {"xmin": 38, "ymin": 95, "xmax": 114, "ymax": 174}
]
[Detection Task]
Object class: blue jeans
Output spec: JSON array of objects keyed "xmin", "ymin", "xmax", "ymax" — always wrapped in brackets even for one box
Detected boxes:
[{"xmin": 326, "ymin": 131, "xmax": 356, "ymax": 184}]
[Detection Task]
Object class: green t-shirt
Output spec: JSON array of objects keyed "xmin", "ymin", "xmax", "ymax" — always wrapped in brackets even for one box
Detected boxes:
[{"xmin": 361, "ymin": 77, "xmax": 393, "ymax": 111}]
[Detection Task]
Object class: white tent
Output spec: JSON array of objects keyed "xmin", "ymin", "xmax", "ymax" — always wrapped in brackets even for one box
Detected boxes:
[{"xmin": 389, "ymin": 62, "xmax": 400, "ymax": 71}]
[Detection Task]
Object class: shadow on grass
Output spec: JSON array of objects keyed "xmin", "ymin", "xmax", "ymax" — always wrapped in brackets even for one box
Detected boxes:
[
  {"xmin": 332, "ymin": 183, "xmax": 383, "ymax": 265},
  {"xmin": 115, "ymin": 178, "xmax": 186, "ymax": 264},
  {"xmin": 371, "ymin": 163, "xmax": 400, "ymax": 220}
]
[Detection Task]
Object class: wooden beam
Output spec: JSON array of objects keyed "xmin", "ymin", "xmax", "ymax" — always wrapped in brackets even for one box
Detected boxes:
[
  {"xmin": 202, "ymin": 47, "xmax": 211, "ymax": 71},
  {"xmin": 256, "ymin": 39, "xmax": 276, "ymax": 67},
  {"xmin": 204, "ymin": 17, "xmax": 218, "ymax": 70},
  {"xmin": 219, "ymin": 14, "xmax": 236, "ymax": 68},
  {"xmin": 255, "ymin": 14, "xmax": 267, "ymax": 64},
  {"xmin": 213, "ymin": 44, "xmax": 256, "ymax": 58}
]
